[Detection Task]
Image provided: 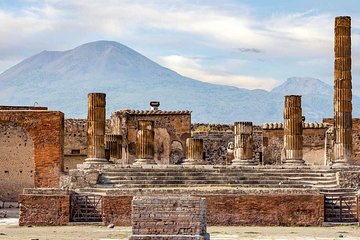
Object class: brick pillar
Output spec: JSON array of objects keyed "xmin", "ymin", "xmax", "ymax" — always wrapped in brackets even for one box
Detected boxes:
[
  {"xmin": 183, "ymin": 138, "xmax": 205, "ymax": 165},
  {"xmin": 333, "ymin": 16, "xmax": 353, "ymax": 166},
  {"xmin": 85, "ymin": 93, "xmax": 108, "ymax": 163},
  {"xmin": 283, "ymin": 95, "xmax": 304, "ymax": 165},
  {"xmin": 134, "ymin": 120, "xmax": 156, "ymax": 165},
  {"xmin": 232, "ymin": 122, "xmax": 256, "ymax": 165},
  {"xmin": 105, "ymin": 134, "xmax": 122, "ymax": 160}
]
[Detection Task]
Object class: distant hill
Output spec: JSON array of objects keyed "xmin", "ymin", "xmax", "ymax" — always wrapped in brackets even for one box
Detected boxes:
[{"xmin": 0, "ymin": 41, "xmax": 358, "ymax": 123}]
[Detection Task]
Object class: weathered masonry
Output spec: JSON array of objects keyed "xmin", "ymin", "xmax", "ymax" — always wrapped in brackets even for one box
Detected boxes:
[
  {"xmin": 110, "ymin": 109, "xmax": 191, "ymax": 164},
  {"xmin": 10, "ymin": 16, "xmax": 360, "ymax": 228},
  {"xmin": 0, "ymin": 110, "xmax": 64, "ymax": 201}
]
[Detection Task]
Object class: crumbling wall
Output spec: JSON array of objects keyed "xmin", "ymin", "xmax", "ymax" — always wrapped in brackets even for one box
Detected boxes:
[
  {"xmin": 192, "ymin": 124, "xmax": 263, "ymax": 165},
  {"xmin": 263, "ymin": 126, "xmax": 327, "ymax": 165},
  {"xmin": 0, "ymin": 125, "xmax": 35, "ymax": 201},
  {"xmin": 111, "ymin": 110, "xmax": 191, "ymax": 164},
  {"xmin": 323, "ymin": 118, "xmax": 360, "ymax": 165},
  {"xmin": 0, "ymin": 111, "xmax": 64, "ymax": 201}
]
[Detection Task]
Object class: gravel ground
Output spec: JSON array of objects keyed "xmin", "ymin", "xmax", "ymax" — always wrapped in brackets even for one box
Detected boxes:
[
  {"xmin": 0, "ymin": 209, "xmax": 359, "ymax": 240},
  {"xmin": 0, "ymin": 220, "xmax": 359, "ymax": 240}
]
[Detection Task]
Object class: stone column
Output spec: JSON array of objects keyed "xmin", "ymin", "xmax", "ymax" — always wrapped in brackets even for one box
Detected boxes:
[
  {"xmin": 232, "ymin": 122, "xmax": 256, "ymax": 165},
  {"xmin": 333, "ymin": 16, "xmax": 353, "ymax": 166},
  {"xmin": 85, "ymin": 93, "xmax": 108, "ymax": 163},
  {"xmin": 283, "ymin": 95, "xmax": 304, "ymax": 165},
  {"xmin": 105, "ymin": 134, "xmax": 122, "ymax": 160},
  {"xmin": 134, "ymin": 120, "xmax": 156, "ymax": 165},
  {"xmin": 182, "ymin": 138, "xmax": 205, "ymax": 165}
]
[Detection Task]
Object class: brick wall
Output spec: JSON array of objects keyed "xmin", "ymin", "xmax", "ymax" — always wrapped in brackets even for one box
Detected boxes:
[
  {"xmin": 130, "ymin": 196, "xmax": 208, "ymax": 239},
  {"xmin": 19, "ymin": 194, "xmax": 70, "ymax": 226},
  {"xmin": 100, "ymin": 194, "xmax": 324, "ymax": 227},
  {"xmin": 0, "ymin": 111, "xmax": 64, "ymax": 200},
  {"xmin": 203, "ymin": 194, "xmax": 324, "ymax": 226},
  {"xmin": 102, "ymin": 196, "xmax": 133, "ymax": 225}
]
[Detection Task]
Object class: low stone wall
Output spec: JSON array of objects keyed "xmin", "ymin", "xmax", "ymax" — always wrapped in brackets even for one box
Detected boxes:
[
  {"xmin": 204, "ymin": 195, "xmax": 324, "ymax": 226},
  {"xmin": 102, "ymin": 196, "xmax": 133, "ymax": 226},
  {"xmin": 19, "ymin": 194, "xmax": 70, "ymax": 226},
  {"xmin": 338, "ymin": 170, "xmax": 360, "ymax": 188},
  {"xmin": 102, "ymin": 193, "xmax": 324, "ymax": 227},
  {"xmin": 129, "ymin": 196, "xmax": 209, "ymax": 240}
]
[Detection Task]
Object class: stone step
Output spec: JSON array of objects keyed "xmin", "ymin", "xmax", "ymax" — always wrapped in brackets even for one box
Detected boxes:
[{"xmin": 100, "ymin": 174, "xmax": 336, "ymax": 181}]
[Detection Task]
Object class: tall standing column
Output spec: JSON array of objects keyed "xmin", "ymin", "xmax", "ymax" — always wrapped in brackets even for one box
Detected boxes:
[
  {"xmin": 232, "ymin": 122, "xmax": 256, "ymax": 165},
  {"xmin": 283, "ymin": 95, "xmax": 304, "ymax": 165},
  {"xmin": 182, "ymin": 138, "xmax": 205, "ymax": 165},
  {"xmin": 85, "ymin": 93, "xmax": 108, "ymax": 163},
  {"xmin": 333, "ymin": 16, "xmax": 353, "ymax": 166},
  {"xmin": 134, "ymin": 120, "xmax": 156, "ymax": 165}
]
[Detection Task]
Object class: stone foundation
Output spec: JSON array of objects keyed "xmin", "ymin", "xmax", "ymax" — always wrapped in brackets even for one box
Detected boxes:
[{"xmin": 129, "ymin": 196, "xmax": 209, "ymax": 240}]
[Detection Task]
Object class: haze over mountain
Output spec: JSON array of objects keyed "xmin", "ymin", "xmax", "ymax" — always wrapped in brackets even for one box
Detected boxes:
[{"xmin": 0, "ymin": 41, "xmax": 358, "ymax": 123}]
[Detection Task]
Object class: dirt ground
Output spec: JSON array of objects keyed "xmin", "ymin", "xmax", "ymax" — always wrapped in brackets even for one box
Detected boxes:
[
  {"xmin": 0, "ymin": 220, "xmax": 359, "ymax": 240},
  {"xmin": 0, "ymin": 208, "xmax": 359, "ymax": 240}
]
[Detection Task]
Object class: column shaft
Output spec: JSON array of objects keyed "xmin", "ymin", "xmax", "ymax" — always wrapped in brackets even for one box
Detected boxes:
[
  {"xmin": 333, "ymin": 16, "xmax": 353, "ymax": 166},
  {"xmin": 134, "ymin": 120, "xmax": 156, "ymax": 165},
  {"xmin": 105, "ymin": 134, "xmax": 122, "ymax": 160},
  {"xmin": 283, "ymin": 95, "xmax": 304, "ymax": 165},
  {"xmin": 232, "ymin": 122, "xmax": 256, "ymax": 165},
  {"xmin": 183, "ymin": 138, "xmax": 205, "ymax": 165},
  {"xmin": 86, "ymin": 93, "xmax": 107, "ymax": 163}
]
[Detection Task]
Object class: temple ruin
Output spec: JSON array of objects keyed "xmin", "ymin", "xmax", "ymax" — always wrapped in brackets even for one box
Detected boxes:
[{"xmin": 1, "ymin": 16, "xmax": 360, "ymax": 232}]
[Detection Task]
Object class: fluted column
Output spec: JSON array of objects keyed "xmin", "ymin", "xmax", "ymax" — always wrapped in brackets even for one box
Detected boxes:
[
  {"xmin": 333, "ymin": 16, "xmax": 353, "ymax": 166},
  {"xmin": 85, "ymin": 93, "xmax": 108, "ymax": 163},
  {"xmin": 283, "ymin": 95, "xmax": 304, "ymax": 165},
  {"xmin": 182, "ymin": 138, "xmax": 205, "ymax": 165},
  {"xmin": 232, "ymin": 122, "xmax": 256, "ymax": 165},
  {"xmin": 134, "ymin": 120, "xmax": 156, "ymax": 165},
  {"xmin": 105, "ymin": 134, "xmax": 122, "ymax": 160}
]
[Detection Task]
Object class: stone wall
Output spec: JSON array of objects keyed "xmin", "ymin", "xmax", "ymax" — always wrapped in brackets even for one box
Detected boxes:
[
  {"xmin": 204, "ymin": 194, "xmax": 324, "ymax": 226},
  {"xmin": 96, "ymin": 193, "xmax": 324, "ymax": 227},
  {"xmin": 192, "ymin": 125, "xmax": 263, "ymax": 165},
  {"xmin": 0, "ymin": 111, "xmax": 64, "ymax": 201},
  {"xmin": 64, "ymin": 119, "xmax": 111, "ymax": 171},
  {"xmin": 111, "ymin": 110, "xmax": 191, "ymax": 164},
  {"xmin": 130, "ymin": 196, "xmax": 209, "ymax": 240},
  {"xmin": 19, "ymin": 194, "xmax": 70, "ymax": 226},
  {"xmin": 102, "ymin": 195, "xmax": 133, "ymax": 226},
  {"xmin": 262, "ymin": 125, "xmax": 327, "ymax": 165},
  {"xmin": 323, "ymin": 118, "xmax": 360, "ymax": 165}
]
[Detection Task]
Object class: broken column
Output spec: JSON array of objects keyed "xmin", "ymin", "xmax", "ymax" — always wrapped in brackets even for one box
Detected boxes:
[
  {"xmin": 85, "ymin": 93, "xmax": 108, "ymax": 163},
  {"xmin": 182, "ymin": 138, "xmax": 205, "ymax": 165},
  {"xmin": 232, "ymin": 122, "xmax": 256, "ymax": 165},
  {"xmin": 134, "ymin": 120, "xmax": 156, "ymax": 165},
  {"xmin": 333, "ymin": 16, "xmax": 353, "ymax": 166},
  {"xmin": 105, "ymin": 134, "xmax": 122, "ymax": 161},
  {"xmin": 283, "ymin": 95, "xmax": 304, "ymax": 165}
]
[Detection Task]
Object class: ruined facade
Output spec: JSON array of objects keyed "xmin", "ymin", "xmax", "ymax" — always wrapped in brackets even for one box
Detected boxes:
[
  {"xmin": 0, "ymin": 110, "xmax": 64, "ymax": 201},
  {"xmin": 110, "ymin": 109, "xmax": 191, "ymax": 164}
]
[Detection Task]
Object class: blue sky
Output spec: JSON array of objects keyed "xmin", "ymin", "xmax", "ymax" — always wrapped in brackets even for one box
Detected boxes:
[{"xmin": 1, "ymin": 0, "xmax": 360, "ymax": 93}]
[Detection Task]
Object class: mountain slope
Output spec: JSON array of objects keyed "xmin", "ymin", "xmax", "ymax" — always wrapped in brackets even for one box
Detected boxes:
[{"xmin": 0, "ymin": 41, "xmax": 357, "ymax": 123}]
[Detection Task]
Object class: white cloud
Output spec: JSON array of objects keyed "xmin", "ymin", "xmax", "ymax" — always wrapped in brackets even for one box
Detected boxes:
[{"xmin": 159, "ymin": 55, "xmax": 278, "ymax": 90}]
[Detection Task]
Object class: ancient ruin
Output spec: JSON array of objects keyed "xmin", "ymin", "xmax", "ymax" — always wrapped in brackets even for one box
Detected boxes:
[
  {"xmin": 283, "ymin": 95, "xmax": 304, "ymax": 165},
  {"xmin": 232, "ymin": 122, "xmax": 256, "ymax": 165},
  {"xmin": 333, "ymin": 16, "xmax": 353, "ymax": 166},
  {"xmin": 85, "ymin": 93, "xmax": 107, "ymax": 163},
  {"xmin": 1, "ymin": 16, "xmax": 360, "ymax": 233}
]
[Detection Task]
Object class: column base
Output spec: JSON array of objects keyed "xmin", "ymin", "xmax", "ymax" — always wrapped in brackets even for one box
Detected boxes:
[
  {"xmin": 85, "ymin": 157, "xmax": 109, "ymax": 163},
  {"xmin": 133, "ymin": 158, "xmax": 156, "ymax": 165},
  {"xmin": 332, "ymin": 159, "xmax": 353, "ymax": 167},
  {"xmin": 282, "ymin": 159, "xmax": 305, "ymax": 165},
  {"xmin": 231, "ymin": 159, "xmax": 257, "ymax": 166},
  {"xmin": 182, "ymin": 159, "xmax": 206, "ymax": 165}
]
